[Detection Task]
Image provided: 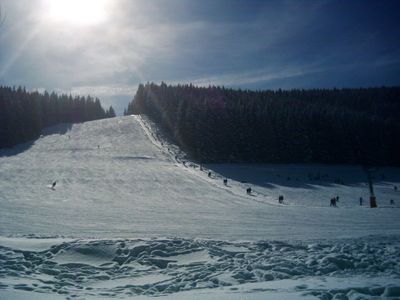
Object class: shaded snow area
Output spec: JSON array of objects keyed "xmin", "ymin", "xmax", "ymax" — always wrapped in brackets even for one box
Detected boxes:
[
  {"xmin": 1, "ymin": 115, "xmax": 400, "ymax": 299},
  {"xmin": 205, "ymin": 164, "xmax": 400, "ymax": 209},
  {"xmin": 0, "ymin": 237, "xmax": 399, "ymax": 299}
]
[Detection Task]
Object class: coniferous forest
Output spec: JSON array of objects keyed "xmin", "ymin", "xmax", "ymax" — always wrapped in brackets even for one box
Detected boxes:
[
  {"xmin": 0, "ymin": 86, "xmax": 115, "ymax": 149},
  {"xmin": 126, "ymin": 83, "xmax": 400, "ymax": 166}
]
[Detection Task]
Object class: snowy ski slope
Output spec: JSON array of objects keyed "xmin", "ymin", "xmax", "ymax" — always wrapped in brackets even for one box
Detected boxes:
[
  {"xmin": 1, "ymin": 115, "xmax": 399, "ymax": 240},
  {"xmin": 1, "ymin": 115, "xmax": 400, "ymax": 299}
]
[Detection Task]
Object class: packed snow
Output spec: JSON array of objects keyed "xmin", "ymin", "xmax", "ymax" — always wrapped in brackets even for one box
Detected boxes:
[{"xmin": 0, "ymin": 115, "xmax": 399, "ymax": 299}]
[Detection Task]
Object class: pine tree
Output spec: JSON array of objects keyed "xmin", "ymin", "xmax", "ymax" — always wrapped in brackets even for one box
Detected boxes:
[
  {"xmin": 106, "ymin": 106, "xmax": 116, "ymax": 118},
  {"xmin": 124, "ymin": 83, "xmax": 400, "ymax": 166},
  {"xmin": 0, "ymin": 86, "xmax": 109, "ymax": 149}
]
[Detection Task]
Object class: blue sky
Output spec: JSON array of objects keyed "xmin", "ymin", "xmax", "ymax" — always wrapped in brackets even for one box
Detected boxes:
[{"xmin": 0, "ymin": 0, "xmax": 399, "ymax": 114}]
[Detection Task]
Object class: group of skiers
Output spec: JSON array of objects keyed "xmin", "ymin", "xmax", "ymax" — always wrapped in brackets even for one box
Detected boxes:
[
  {"xmin": 330, "ymin": 196, "xmax": 340, "ymax": 207},
  {"xmin": 207, "ymin": 169, "xmax": 399, "ymax": 208}
]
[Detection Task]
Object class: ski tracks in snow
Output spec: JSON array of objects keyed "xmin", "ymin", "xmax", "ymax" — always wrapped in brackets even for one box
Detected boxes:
[{"xmin": 1, "ymin": 236, "xmax": 399, "ymax": 298}]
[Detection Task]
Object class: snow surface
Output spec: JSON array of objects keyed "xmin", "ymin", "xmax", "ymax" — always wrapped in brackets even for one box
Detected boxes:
[
  {"xmin": 1, "ymin": 115, "xmax": 400, "ymax": 299},
  {"xmin": 0, "ymin": 237, "xmax": 399, "ymax": 299}
]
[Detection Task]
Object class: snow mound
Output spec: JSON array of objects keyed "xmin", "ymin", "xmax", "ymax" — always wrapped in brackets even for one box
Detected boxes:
[{"xmin": 0, "ymin": 237, "xmax": 399, "ymax": 298}]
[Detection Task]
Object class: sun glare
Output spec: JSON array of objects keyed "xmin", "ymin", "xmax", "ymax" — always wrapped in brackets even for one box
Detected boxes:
[{"xmin": 46, "ymin": 0, "xmax": 108, "ymax": 26}]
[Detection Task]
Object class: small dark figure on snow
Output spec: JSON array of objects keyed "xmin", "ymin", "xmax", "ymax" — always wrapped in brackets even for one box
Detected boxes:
[
  {"xmin": 223, "ymin": 179, "xmax": 228, "ymax": 186},
  {"xmin": 246, "ymin": 187, "xmax": 252, "ymax": 195},
  {"xmin": 330, "ymin": 197, "xmax": 336, "ymax": 207},
  {"xmin": 278, "ymin": 195, "xmax": 284, "ymax": 204},
  {"xmin": 390, "ymin": 199, "xmax": 395, "ymax": 206},
  {"xmin": 208, "ymin": 171, "xmax": 212, "ymax": 178},
  {"xmin": 359, "ymin": 197, "xmax": 363, "ymax": 206},
  {"xmin": 336, "ymin": 196, "xmax": 340, "ymax": 203},
  {"xmin": 51, "ymin": 181, "xmax": 57, "ymax": 190},
  {"xmin": 395, "ymin": 185, "xmax": 398, "ymax": 192}
]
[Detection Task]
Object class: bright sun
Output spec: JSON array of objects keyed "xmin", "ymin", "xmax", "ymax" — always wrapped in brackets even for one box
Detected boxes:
[{"xmin": 46, "ymin": 0, "xmax": 108, "ymax": 26}]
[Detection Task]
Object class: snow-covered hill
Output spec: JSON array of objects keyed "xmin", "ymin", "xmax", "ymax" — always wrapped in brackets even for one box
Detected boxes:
[{"xmin": 1, "ymin": 116, "xmax": 399, "ymax": 299}]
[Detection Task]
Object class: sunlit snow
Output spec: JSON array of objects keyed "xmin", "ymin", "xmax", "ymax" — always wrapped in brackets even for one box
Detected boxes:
[{"xmin": 0, "ymin": 116, "xmax": 399, "ymax": 299}]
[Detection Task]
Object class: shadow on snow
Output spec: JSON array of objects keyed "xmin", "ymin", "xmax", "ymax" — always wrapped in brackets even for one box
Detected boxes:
[
  {"xmin": 0, "ymin": 123, "xmax": 73, "ymax": 157},
  {"xmin": 205, "ymin": 163, "xmax": 400, "ymax": 190}
]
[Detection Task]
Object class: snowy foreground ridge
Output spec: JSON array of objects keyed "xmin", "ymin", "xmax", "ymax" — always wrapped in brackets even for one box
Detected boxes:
[
  {"xmin": 1, "ymin": 116, "xmax": 400, "ymax": 299},
  {"xmin": 0, "ymin": 236, "xmax": 400, "ymax": 299}
]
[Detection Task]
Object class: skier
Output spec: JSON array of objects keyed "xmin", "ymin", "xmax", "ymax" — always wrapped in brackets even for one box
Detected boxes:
[
  {"xmin": 246, "ymin": 187, "xmax": 252, "ymax": 195},
  {"xmin": 208, "ymin": 171, "xmax": 212, "ymax": 178},
  {"xmin": 278, "ymin": 195, "xmax": 284, "ymax": 204},
  {"xmin": 390, "ymin": 199, "xmax": 395, "ymax": 206},
  {"xmin": 223, "ymin": 179, "xmax": 228, "ymax": 186},
  {"xmin": 359, "ymin": 197, "xmax": 363, "ymax": 206},
  {"xmin": 51, "ymin": 181, "xmax": 56, "ymax": 190},
  {"xmin": 395, "ymin": 185, "xmax": 398, "ymax": 192}
]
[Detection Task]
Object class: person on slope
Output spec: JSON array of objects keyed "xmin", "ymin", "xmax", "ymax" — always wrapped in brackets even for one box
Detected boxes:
[{"xmin": 51, "ymin": 181, "xmax": 56, "ymax": 190}]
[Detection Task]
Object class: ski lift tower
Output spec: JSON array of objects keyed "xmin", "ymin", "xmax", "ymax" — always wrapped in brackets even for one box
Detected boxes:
[{"xmin": 365, "ymin": 167, "xmax": 378, "ymax": 208}]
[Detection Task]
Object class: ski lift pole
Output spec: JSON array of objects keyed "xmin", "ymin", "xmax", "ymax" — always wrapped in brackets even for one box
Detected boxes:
[{"xmin": 367, "ymin": 170, "xmax": 377, "ymax": 208}]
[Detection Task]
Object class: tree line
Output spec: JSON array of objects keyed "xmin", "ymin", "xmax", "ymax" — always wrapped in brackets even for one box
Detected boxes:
[
  {"xmin": 0, "ymin": 86, "xmax": 115, "ymax": 149},
  {"xmin": 126, "ymin": 83, "xmax": 400, "ymax": 166}
]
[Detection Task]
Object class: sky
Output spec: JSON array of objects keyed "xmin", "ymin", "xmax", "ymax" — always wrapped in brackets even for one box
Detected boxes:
[{"xmin": 0, "ymin": 0, "xmax": 399, "ymax": 114}]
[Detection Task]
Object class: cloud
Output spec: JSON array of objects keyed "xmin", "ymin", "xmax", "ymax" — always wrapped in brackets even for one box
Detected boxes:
[
  {"xmin": 68, "ymin": 84, "xmax": 137, "ymax": 98},
  {"xmin": 0, "ymin": 0, "xmax": 399, "ymax": 114}
]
